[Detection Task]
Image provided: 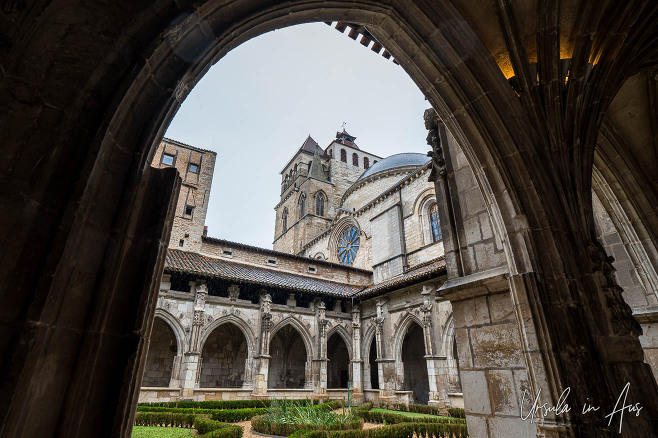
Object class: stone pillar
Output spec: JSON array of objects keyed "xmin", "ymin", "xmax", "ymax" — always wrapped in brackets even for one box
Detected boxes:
[
  {"xmin": 420, "ymin": 285, "xmax": 450, "ymax": 408},
  {"xmin": 439, "ymin": 270, "xmax": 537, "ymax": 437},
  {"xmin": 181, "ymin": 282, "xmax": 207, "ymax": 398},
  {"xmin": 252, "ymin": 292, "xmax": 272, "ymax": 398},
  {"xmin": 312, "ymin": 301, "xmax": 329, "ymax": 400},
  {"xmin": 373, "ymin": 298, "xmax": 396, "ymax": 402},
  {"xmin": 351, "ymin": 305, "xmax": 364, "ymax": 404},
  {"xmin": 169, "ymin": 355, "xmax": 183, "ymax": 388}
]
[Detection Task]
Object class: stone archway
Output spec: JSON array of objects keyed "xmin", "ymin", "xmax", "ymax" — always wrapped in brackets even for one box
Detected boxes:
[
  {"xmin": 4, "ymin": 2, "xmax": 658, "ymax": 437},
  {"xmin": 142, "ymin": 318, "xmax": 178, "ymax": 388},
  {"xmin": 400, "ymin": 322, "xmax": 430, "ymax": 405},
  {"xmin": 199, "ymin": 322, "xmax": 248, "ymax": 388},
  {"xmin": 327, "ymin": 332, "xmax": 350, "ymax": 389},
  {"xmin": 268, "ymin": 325, "xmax": 309, "ymax": 389}
]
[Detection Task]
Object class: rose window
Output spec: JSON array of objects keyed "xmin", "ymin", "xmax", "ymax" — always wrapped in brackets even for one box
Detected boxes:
[{"xmin": 337, "ymin": 226, "xmax": 360, "ymax": 265}]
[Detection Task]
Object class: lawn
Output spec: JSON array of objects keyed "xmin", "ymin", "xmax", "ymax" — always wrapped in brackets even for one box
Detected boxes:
[
  {"xmin": 370, "ymin": 408, "xmax": 448, "ymax": 420},
  {"xmin": 131, "ymin": 426, "xmax": 195, "ymax": 437}
]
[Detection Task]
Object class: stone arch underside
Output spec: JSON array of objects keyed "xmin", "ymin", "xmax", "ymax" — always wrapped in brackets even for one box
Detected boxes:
[
  {"xmin": 400, "ymin": 322, "xmax": 430, "ymax": 405},
  {"xmin": 142, "ymin": 317, "xmax": 178, "ymax": 387},
  {"xmin": 268, "ymin": 324, "xmax": 309, "ymax": 389},
  {"xmin": 4, "ymin": 1, "xmax": 658, "ymax": 437},
  {"xmin": 327, "ymin": 332, "xmax": 350, "ymax": 389},
  {"xmin": 199, "ymin": 322, "xmax": 249, "ymax": 388}
]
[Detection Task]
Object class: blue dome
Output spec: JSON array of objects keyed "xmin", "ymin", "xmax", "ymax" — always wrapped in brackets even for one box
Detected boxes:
[{"xmin": 356, "ymin": 153, "xmax": 430, "ymax": 182}]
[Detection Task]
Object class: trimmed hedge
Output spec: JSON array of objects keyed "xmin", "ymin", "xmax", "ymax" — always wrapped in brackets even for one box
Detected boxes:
[
  {"xmin": 359, "ymin": 410, "xmax": 465, "ymax": 425},
  {"xmin": 139, "ymin": 400, "xmax": 272, "ymax": 409},
  {"xmin": 289, "ymin": 422, "xmax": 468, "ymax": 438},
  {"xmin": 136, "ymin": 406, "xmax": 266, "ymax": 422},
  {"xmin": 134, "ymin": 412, "xmax": 196, "ymax": 428},
  {"xmin": 210, "ymin": 408, "xmax": 268, "ymax": 422},
  {"xmin": 447, "ymin": 408, "xmax": 466, "ymax": 419},
  {"xmin": 391, "ymin": 403, "xmax": 442, "ymax": 416},
  {"xmin": 137, "ymin": 406, "xmax": 215, "ymax": 415},
  {"xmin": 194, "ymin": 418, "xmax": 243, "ymax": 438},
  {"xmin": 251, "ymin": 414, "xmax": 363, "ymax": 436}
]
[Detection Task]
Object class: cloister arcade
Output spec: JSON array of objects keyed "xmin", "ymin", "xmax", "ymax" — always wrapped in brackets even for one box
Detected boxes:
[{"xmin": 139, "ymin": 271, "xmax": 460, "ymax": 408}]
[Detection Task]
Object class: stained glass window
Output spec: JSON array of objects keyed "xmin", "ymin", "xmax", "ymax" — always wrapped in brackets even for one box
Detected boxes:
[
  {"xmin": 338, "ymin": 226, "xmax": 360, "ymax": 265},
  {"xmin": 430, "ymin": 204, "xmax": 442, "ymax": 242}
]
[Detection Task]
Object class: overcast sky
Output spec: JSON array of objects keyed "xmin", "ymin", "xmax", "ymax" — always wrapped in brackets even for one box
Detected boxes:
[{"xmin": 165, "ymin": 23, "xmax": 429, "ymax": 248}]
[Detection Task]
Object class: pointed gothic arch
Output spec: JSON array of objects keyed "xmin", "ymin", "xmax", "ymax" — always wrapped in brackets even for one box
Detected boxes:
[
  {"xmin": 393, "ymin": 313, "xmax": 426, "ymax": 362},
  {"xmin": 142, "ymin": 315, "xmax": 179, "ymax": 388},
  {"xmin": 268, "ymin": 320, "xmax": 312, "ymax": 389},
  {"xmin": 200, "ymin": 314, "xmax": 256, "ymax": 358},
  {"xmin": 154, "ymin": 308, "xmax": 187, "ymax": 354}
]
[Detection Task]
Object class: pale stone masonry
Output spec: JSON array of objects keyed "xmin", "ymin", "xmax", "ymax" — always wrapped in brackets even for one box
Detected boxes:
[{"xmin": 139, "ymin": 132, "xmax": 460, "ymax": 409}]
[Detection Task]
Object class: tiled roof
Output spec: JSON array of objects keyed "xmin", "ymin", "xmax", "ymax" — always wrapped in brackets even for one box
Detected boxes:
[
  {"xmin": 300, "ymin": 135, "xmax": 330, "ymax": 158},
  {"xmin": 356, "ymin": 258, "xmax": 447, "ymax": 297},
  {"xmin": 165, "ymin": 249, "xmax": 364, "ymax": 297}
]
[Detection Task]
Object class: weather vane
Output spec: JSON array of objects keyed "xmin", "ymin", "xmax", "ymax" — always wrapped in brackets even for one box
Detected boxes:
[{"xmin": 341, "ymin": 121, "xmax": 347, "ymax": 131}]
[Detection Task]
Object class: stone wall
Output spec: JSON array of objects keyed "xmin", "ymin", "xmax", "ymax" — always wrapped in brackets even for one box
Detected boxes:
[
  {"xmin": 142, "ymin": 318, "xmax": 178, "ymax": 387},
  {"xmin": 200, "ymin": 324, "xmax": 249, "ymax": 388},
  {"xmin": 200, "ymin": 238, "xmax": 372, "ymax": 285},
  {"xmin": 151, "ymin": 139, "xmax": 216, "ymax": 252}
]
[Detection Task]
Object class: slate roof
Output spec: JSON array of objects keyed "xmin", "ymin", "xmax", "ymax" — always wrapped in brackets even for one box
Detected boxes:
[
  {"xmin": 166, "ymin": 249, "xmax": 446, "ymax": 299},
  {"xmin": 355, "ymin": 258, "xmax": 447, "ymax": 297},
  {"xmin": 300, "ymin": 136, "xmax": 330, "ymax": 158},
  {"xmin": 165, "ymin": 249, "xmax": 364, "ymax": 297},
  {"xmin": 356, "ymin": 153, "xmax": 430, "ymax": 182}
]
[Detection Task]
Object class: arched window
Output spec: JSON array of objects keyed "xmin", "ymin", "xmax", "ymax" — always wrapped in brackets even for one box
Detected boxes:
[
  {"xmin": 363, "ymin": 157, "xmax": 370, "ymax": 169},
  {"xmin": 340, "ymin": 149, "xmax": 346, "ymax": 162},
  {"xmin": 329, "ymin": 149, "xmax": 333, "ymax": 157},
  {"xmin": 282, "ymin": 207, "xmax": 288, "ymax": 231},
  {"xmin": 430, "ymin": 204, "xmax": 442, "ymax": 242},
  {"xmin": 298, "ymin": 192, "xmax": 306, "ymax": 218},
  {"xmin": 352, "ymin": 153, "xmax": 358, "ymax": 166},
  {"xmin": 316, "ymin": 192, "xmax": 325, "ymax": 216}
]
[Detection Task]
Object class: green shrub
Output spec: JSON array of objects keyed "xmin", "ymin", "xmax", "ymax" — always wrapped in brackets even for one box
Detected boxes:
[
  {"xmin": 133, "ymin": 412, "xmax": 196, "ymax": 428},
  {"xmin": 210, "ymin": 408, "xmax": 268, "ymax": 422},
  {"xmin": 136, "ymin": 406, "xmax": 215, "ymax": 415},
  {"xmin": 194, "ymin": 418, "xmax": 242, "ymax": 438},
  {"xmin": 391, "ymin": 403, "xmax": 443, "ymax": 416},
  {"xmin": 359, "ymin": 410, "xmax": 465, "ymax": 425},
  {"xmin": 139, "ymin": 400, "xmax": 271, "ymax": 410},
  {"xmin": 447, "ymin": 407, "xmax": 466, "ymax": 419},
  {"xmin": 288, "ymin": 421, "xmax": 468, "ymax": 438},
  {"xmin": 353, "ymin": 402, "xmax": 373, "ymax": 413},
  {"xmin": 136, "ymin": 406, "xmax": 265, "ymax": 422},
  {"xmin": 251, "ymin": 414, "xmax": 363, "ymax": 436}
]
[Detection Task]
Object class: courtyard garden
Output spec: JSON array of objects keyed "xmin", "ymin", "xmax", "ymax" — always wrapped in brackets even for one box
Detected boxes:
[{"xmin": 132, "ymin": 399, "xmax": 468, "ymax": 437}]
